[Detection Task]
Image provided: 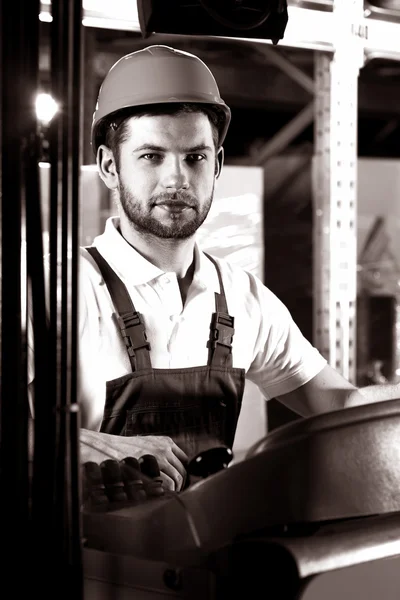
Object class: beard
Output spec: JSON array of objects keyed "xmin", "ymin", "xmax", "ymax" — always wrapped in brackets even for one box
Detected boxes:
[{"xmin": 118, "ymin": 181, "xmax": 214, "ymax": 239}]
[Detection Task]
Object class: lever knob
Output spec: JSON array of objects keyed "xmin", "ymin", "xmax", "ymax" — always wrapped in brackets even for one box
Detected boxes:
[
  {"xmin": 120, "ymin": 456, "xmax": 147, "ymax": 504},
  {"xmin": 100, "ymin": 459, "xmax": 127, "ymax": 503},
  {"xmin": 82, "ymin": 461, "xmax": 109, "ymax": 509},
  {"xmin": 187, "ymin": 446, "xmax": 233, "ymax": 479},
  {"xmin": 139, "ymin": 454, "xmax": 165, "ymax": 497}
]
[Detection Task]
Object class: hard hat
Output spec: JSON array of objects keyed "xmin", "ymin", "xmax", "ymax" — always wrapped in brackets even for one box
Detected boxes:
[{"xmin": 91, "ymin": 44, "xmax": 231, "ymax": 154}]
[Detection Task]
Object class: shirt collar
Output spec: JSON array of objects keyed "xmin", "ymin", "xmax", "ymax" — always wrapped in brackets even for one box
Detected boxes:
[
  {"xmin": 192, "ymin": 243, "xmax": 221, "ymax": 293},
  {"xmin": 92, "ymin": 216, "xmax": 221, "ymax": 292}
]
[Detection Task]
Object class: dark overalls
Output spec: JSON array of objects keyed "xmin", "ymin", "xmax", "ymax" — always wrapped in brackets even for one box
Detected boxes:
[{"xmin": 87, "ymin": 247, "xmax": 245, "ymax": 458}]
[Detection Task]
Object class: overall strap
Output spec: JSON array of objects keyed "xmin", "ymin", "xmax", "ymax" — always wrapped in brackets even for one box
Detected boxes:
[
  {"xmin": 204, "ymin": 253, "xmax": 235, "ymax": 368},
  {"xmin": 86, "ymin": 246, "xmax": 151, "ymax": 371}
]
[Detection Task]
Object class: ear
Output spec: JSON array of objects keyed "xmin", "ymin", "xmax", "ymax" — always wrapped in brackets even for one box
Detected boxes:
[
  {"xmin": 97, "ymin": 145, "xmax": 119, "ymax": 190},
  {"xmin": 215, "ymin": 146, "xmax": 224, "ymax": 179}
]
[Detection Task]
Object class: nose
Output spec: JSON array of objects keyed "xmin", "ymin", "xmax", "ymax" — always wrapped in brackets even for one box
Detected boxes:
[{"xmin": 161, "ymin": 156, "xmax": 189, "ymax": 192}]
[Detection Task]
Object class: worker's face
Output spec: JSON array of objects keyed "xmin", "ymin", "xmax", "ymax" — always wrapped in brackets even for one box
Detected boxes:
[{"xmin": 100, "ymin": 112, "xmax": 222, "ymax": 239}]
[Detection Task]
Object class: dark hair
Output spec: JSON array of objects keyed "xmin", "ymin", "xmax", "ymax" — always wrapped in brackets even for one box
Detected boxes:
[{"xmin": 96, "ymin": 103, "xmax": 225, "ymax": 167}]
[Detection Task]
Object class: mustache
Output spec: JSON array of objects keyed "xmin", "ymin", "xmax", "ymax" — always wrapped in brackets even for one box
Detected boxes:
[{"xmin": 152, "ymin": 192, "xmax": 197, "ymax": 207}]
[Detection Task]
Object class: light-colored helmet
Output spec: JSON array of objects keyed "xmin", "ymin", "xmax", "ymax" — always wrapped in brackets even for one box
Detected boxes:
[{"xmin": 91, "ymin": 44, "xmax": 231, "ymax": 154}]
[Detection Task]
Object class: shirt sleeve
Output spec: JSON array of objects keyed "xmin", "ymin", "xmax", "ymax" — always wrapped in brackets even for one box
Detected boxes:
[{"xmin": 246, "ymin": 276, "xmax": 327, "ymax": 399}]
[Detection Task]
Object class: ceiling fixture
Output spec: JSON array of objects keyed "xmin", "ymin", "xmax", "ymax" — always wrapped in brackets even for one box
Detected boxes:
[{"xmin": 137, "ymin": 0, "xmax": 289, "ymax": 45}]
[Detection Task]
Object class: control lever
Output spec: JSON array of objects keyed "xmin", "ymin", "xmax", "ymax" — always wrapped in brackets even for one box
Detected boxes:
[
  {"xmin": 82, "ymin": 455, "xmax": 163, "ymax": 510},
  {"xmin": 100, "ymin": 459, "xmax": 127, "ymax": 503},
  {"xmin": 139, "ymin": 454, "xmax": 165, "ymax": 497},
  {"xmin": 120, "ymin": 456, "xmax": 147, "ymax": 504},
  {"xmin": 185, "ymin": 446, "xmax": 234, "ymax": 487},
  {"xmin": 82, "ymin": 461, "xmax": 109, "ymax": 510}
]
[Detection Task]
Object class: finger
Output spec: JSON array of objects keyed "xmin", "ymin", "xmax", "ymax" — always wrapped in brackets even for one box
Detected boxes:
[
  {"xmin": 159, "ymin": 469, "xmax": 177, "ymax": 492},
  {"xmin": 157, "ymin": 458, "xmax": 184, "ymax": 491},
  {"xmin": 167, "ymin": 450, "xmax": 187, "ymax": 483},
  {"xmin": 170, "ymin": 443, "xmax": 189, "ymax": 465}
]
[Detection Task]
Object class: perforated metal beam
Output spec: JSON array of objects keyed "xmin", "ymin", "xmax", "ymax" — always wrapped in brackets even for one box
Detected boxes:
[{"xmin": 312, "ymin": 0, "xmax": 366, "ymax": 382}]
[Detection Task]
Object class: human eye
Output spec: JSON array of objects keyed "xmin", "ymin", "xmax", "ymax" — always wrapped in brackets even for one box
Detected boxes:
[
  {"xmin": 186, "ymin": 154, "xmax": 205, "ymax": 163},
  {"xmin": 141, "ymin": 153, "xmax": 162, "ymax": 161}
]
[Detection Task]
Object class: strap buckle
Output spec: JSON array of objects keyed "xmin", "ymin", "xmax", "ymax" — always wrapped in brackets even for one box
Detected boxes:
[
  {"xmin": 117, "ymin": 311, "xmax": 151, "ymax": 358},
  {"xmin": 207, "ymin": 312, "xmax": 235, "ymax": 352}
]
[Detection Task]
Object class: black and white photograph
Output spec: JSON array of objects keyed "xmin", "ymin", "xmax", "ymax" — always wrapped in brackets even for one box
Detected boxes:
[{"xmin": 1, "ymin": 1, "xmax": 400, "ymax": 598}]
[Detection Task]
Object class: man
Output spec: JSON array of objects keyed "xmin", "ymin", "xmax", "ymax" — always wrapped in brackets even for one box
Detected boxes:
[{"xmin": 30, "ymin": 44, "xmax": 400, "ymax": 491}]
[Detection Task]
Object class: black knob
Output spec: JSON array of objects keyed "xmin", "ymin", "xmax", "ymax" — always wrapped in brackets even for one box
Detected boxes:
[
  {"xmin": 100, "ymin": 459, "xmax": 127, "ymax": 503},
  {"xmin": 120, "ymin": 457, "xmax": 147, "ymax": 504},
  {"xmin": 82, "ymin": 461, "xmax": 109, "ymax": 508},
  {"xmin": 187, "ymin": 446, "xmax": 233, "ymax": 479},
  {"xmin": 120, "ymin": 456, "xmax": 142, "ymax": 479},
  {"xmin": 139, "ymin": 454, "xmax": 161, "ymax": 478},
  {"xmin": 139, "ymin": 454, "xmax": 164, "ymax": 497}
]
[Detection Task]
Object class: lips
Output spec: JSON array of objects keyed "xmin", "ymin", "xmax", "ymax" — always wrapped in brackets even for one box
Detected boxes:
[
  {"xmin": 156, "ymin": 202, "xmax": 193, "ymax": 214},
  {"xmin": 154, "ymin": 192, "xmax": 196, "ymax": 207},
  {"xmin": 156, "ymin": 201, "xmax": 191, "ymax": 208},
  {"xmin": 154, "ymin": 199, "xmax": 196, "ymax": 214}
]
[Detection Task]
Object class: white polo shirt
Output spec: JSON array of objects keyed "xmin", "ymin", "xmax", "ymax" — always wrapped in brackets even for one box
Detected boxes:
[{"xmin": 69, "ymin": 217, "xmax": 326, "ymax": 430}]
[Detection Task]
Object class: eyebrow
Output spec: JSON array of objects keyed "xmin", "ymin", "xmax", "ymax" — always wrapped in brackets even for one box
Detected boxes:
[{"xmin": 132, "ymin": 144, "xmax": 213, "ymax": 153}]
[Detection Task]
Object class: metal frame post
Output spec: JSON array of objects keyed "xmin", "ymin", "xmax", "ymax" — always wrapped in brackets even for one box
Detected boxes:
[{"xmin": 312, "ymin": 0, "xmax": 366, "ymax": 383}]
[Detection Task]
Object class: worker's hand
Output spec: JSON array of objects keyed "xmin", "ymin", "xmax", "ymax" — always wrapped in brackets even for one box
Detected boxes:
[{"xmin": 80, "ymin": 428, "xmax": 188, "ymax": 491}]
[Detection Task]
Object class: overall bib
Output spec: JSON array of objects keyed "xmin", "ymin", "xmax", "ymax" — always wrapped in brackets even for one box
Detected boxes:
[{"xmin": 86, "ymin": 247, "xmax": 246, "ymax": 458}]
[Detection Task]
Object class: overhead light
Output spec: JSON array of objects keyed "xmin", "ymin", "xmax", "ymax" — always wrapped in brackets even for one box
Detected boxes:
[
  {"xmin": 137, "ymin": 0, "xmax": 289, "ymax": 45},
  {"xmin": 39, "ymin": 11, "xmax": 52, "ymax": 22},
  {"xmin": 36, "ymin": 93, "xmax": 59, "ymax": 125}
]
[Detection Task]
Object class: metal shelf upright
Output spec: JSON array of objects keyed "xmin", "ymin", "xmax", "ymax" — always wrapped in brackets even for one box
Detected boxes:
[{"xmin": 312, "ymin": 0, "xmax": 366, "ymax": 383}]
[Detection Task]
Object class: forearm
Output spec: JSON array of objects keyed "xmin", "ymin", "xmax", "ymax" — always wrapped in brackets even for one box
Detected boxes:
[
  {"xmin": 357, "ymin": 382, "xmax": 400, "ymax": 404},
  {"xmin": 276, "ymin": 366, "xmax": 400, "ymax": 417},
  {"xmin": 341, "ymin": 383, "xmax": 400, "ymax": 409},
  {"xmin": 307, "ymin": 385, "xmax": 399, "ymax": 412}
]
